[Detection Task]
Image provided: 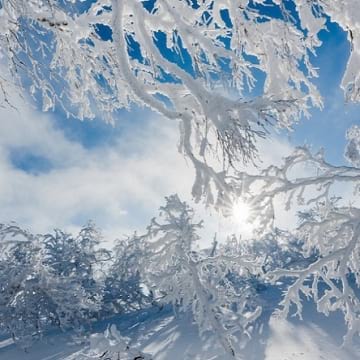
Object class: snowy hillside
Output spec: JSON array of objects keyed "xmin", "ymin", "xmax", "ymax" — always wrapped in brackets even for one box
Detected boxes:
[{"xmin": 1, "ymin": 301, "xmax": 358, "ymax": 360}]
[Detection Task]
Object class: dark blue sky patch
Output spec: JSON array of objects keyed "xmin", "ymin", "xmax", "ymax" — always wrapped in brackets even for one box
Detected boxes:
[
  {"xmin": 248, "ymin": 0, "xmax": 284, "ymax": 21},
  {"xmin": 186, "ymin": 0, "xmax": 200, "ymax": 10},
  {"xmin": 142, "ymin": 0, "xmax": 157, "ymax": 13},
  {"xmin": 126, "ymin": 34, "xmax": 144, "ymax": 63},
  {"xmin": 153, "ymin": 31, "xmax": 195, "ymax": 77},
  {"xmin": 10, "ymin": 149, "xmax": 54, "ymax": 175},
  {"xmin": 94, "ymin": 23, "xmax": 113, "ymax": 42},
  {"xmin": 220, "ymin": 9, "xmax": 232, "ymax": 28}
]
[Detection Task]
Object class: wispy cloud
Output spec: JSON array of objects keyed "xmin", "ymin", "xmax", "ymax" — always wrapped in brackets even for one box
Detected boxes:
[
  {"xmin": 0, "ymin": 91, "xmax": 297, "ymax": 246},
  {"xmin": 0, "ymin": 98, "xmax": 196, "ymax": 241}
]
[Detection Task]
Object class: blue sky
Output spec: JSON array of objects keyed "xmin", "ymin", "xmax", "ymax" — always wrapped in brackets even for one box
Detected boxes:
[
  {"xmin": 290, "ymin": 21, "xmax": 360, "ymax": 165},
  {"xmin": 0, "ymin": 8, "xmax": 359, "ymax": 244}
]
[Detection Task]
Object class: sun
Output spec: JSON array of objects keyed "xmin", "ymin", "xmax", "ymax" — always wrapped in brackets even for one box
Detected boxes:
[
  {"xmin": 217, "ymin": 198, "xmax": 255, "ymax": 240},
  {"xmin": 232, "ymin": 199, "xmax": 251, "ymax": 226},
  {"xmin": 226, "ymin": 199, "xmax": 256, "ymax": 237}
]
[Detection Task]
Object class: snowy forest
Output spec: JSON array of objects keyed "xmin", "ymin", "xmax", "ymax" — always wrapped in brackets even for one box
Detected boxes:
[{"xmin": 0, "ymin": 0, "xmax": 360, "ymax": 359}]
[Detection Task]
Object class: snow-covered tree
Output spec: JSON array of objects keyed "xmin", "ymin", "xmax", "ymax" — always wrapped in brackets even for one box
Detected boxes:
[
  {"xmin": 0, "ymin": 223, "xmax": 109, "ymax": 348},
  {"xmin": 0, "ymin": 224, "xmax": 56, "ymax": 348},
  {"xmin": 270, "ymin": 202, "xmax": 360, "ymax": 347},
  {"xmin": 42, "ymin": 222, "xmax": 109, "ymax": 319},
  {"xmin": 345, "ymin": 125, "xmax": 360, "ymax": 167},
  {"xmin": 0, "ymin": 0, "xmax": 360, "ymax": 205},
  {"xmin": 102, "ymin": 234, "xmax": 150, "ymax": 316},
  {"xmin": 141, "ymin": 195, "xmax": 262, "ymax": 357}
]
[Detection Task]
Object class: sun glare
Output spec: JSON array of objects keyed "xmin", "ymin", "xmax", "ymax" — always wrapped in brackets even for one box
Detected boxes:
[
  {"xmin": 226, "ymin": 198, "xmax": 257, "ymax": 238},
  {"xmin": 232, "ymin": 200, "xmax": 251, "ymax": 226}
]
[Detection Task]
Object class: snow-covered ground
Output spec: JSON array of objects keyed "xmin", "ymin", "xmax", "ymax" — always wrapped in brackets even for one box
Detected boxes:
[{"xmin": 1, "ymin": 301, "xmax": 358, "ymax": 360}]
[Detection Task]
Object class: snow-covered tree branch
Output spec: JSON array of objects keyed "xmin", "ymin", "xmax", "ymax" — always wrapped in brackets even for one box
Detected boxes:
[
  {"xmin": 228, "ymin": 146, "xmax": 360, "ymax": 234},
  {"xmin": 224, "ymin": 146, "xmax": 360, "ymax": 348},
  {"xmin": 1, "ymin": 0, "xmax": 359, "ymax": 205},
  {"xmin": 270, "ymin": 206, "xmax": 360, "ymax": 347}
]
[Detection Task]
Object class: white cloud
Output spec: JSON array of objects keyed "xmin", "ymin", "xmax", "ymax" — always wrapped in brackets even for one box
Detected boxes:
[
  {"xmin": 0, "ymin": 98, "xmax": 196, "ymax": 242},
  {"xmin": 0, "ymin": 92, "xmax": 299, "ymax": 247}
]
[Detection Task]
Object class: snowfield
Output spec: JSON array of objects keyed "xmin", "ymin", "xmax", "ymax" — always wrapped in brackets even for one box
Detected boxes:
[{"xmin": 1, "ymin": 303, "xmax": 358, "ymax": 360}]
